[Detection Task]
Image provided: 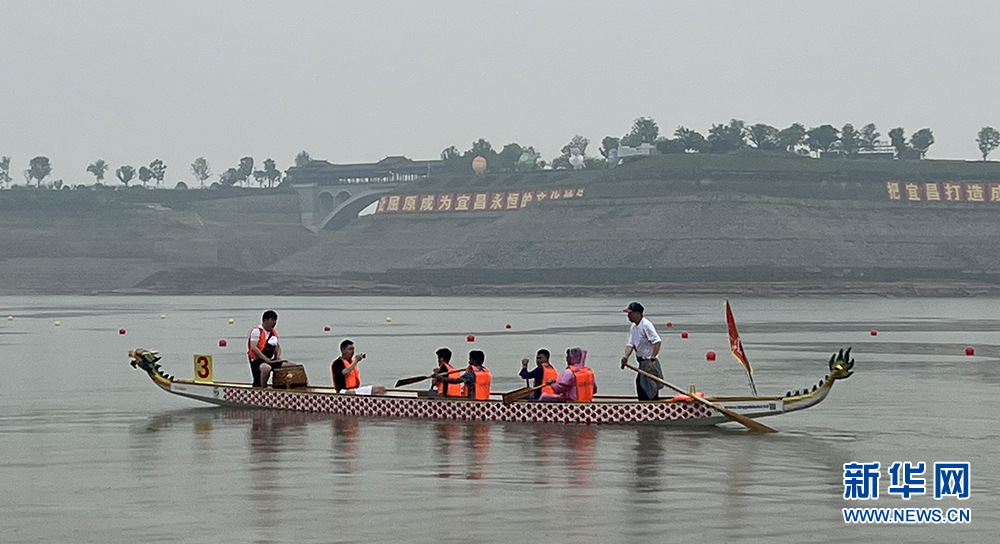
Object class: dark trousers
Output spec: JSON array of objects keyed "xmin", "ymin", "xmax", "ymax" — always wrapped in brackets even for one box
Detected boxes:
[
  {"xmin": 250, "ymin": 359, "xmax": 283, "ymax": 387},
  {"xmin": 636, "ymin": 374, "xmax": 659, "ymax": 400}
]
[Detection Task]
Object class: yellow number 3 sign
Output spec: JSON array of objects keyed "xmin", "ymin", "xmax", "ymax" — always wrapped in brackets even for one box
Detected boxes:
[{"xmin": 194, "ymin": 355, "xmax": 214, "ymax": 383}]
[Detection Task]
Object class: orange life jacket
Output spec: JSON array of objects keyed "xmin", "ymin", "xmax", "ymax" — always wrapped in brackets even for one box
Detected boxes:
[
  {"xmin": 247, "ymin": 325, "xmax": 278, "ymax": 361},
  {"xmin": 437, "ymin": 363, "xmax": 463, "ymax": 397},
  {"xmin": 462, "ymin": 365, "xmax": 492, "ymax": 400},
  {"xmin": 667, "ymin": 392, "xmax": 705, "ymax": 402},
  {"xmin": 333, "ymin": 357, "xmax": 361, "ymax": 390},
  {"xmin": 570, "ymin": 366, "xmax": 595, "ymax": 402},
  {"xmin": 540, "ymin": 362, "xmax": 559, "ymax": 396}
]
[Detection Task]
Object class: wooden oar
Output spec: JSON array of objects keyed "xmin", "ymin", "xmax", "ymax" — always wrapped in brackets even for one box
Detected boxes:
[
  {"xmin": 394, "ymin": 372, "xmax": 447, "ymax": 388},
  {"xmin": 623, "ymin": 362, "xmax": 778, "ymax": 433},
  {"xmin": 502, "ymin": 383, "xmax": 547, "ymax": 404}
]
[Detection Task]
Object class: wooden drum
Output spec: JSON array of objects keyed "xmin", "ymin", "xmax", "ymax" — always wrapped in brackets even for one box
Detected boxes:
[{"xmin": 272, "ymin": 364, "xmax": 308, "ymax": 389}]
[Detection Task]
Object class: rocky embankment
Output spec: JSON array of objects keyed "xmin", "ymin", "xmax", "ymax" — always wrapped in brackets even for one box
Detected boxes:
[
  {"xmin": 0, "ymin": 188, "xmax": 313, "ymax": 295},
  {"xmin": 262, "ymin": 155, "xmax": 1000, "ymax": 296},
  {"xmin": 6, "ymin": 153, "xmax": 1000, "ymax": 296}
]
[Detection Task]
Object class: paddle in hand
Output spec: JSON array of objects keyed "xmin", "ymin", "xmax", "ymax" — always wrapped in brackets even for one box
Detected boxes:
[
  {"xmin": 622, "ymin": 362, "xmax": 778, "ymax": 433},
  {"xmin": 502, "ymin": 383, "xmax": 547, "ymax": 404},
  {"xmin": 394, "ymin": 372, "xmax": 448, "ymax": 388}
]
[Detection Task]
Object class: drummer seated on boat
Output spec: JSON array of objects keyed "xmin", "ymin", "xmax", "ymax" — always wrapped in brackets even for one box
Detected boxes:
[
  {"xmin": 437, "ymin": 350, "xmax": 491, "ymax": 400},
  {"xmin": 248, "ymin": 310, "xmax": 283, "ymax": 387},
  {"xmin": 539, "ymin": 347, "xmax": 596, "ymax": 402},
  {"xmin": 332, "ymin": 339, "xmax": 386, "ymax": 396},
  {"xmin": 519, "ymin": 349, "xmax": 559, "ymax": 400},
  {"xmin": 431, "ymin": 348, "xmax": 463, "ymax": 397}
]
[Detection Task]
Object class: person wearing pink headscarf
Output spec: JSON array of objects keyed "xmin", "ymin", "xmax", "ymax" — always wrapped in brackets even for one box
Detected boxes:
[{"xmin": 540, "ymin": 347, "xmax": 597, "ymax": 402}]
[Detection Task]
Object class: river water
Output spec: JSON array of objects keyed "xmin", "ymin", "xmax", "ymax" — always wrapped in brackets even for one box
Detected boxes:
[{"xmin": 0, "ymin": 296, "xmax": 996, "ymax": 543}]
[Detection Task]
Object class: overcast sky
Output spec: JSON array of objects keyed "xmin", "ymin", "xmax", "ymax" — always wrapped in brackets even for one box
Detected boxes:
[{"xmin": 2, "ymin": 1, "xmax": 999, "ymax": 185}]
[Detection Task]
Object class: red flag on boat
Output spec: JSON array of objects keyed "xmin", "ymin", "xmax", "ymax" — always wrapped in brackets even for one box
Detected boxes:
[{"xmin": 725, "ymin": 299, "xmax": 758, "ymax": 397}]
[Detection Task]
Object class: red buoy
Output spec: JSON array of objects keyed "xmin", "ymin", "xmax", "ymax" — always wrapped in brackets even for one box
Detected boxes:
[
  {"xmin": 965, "ymin": 346, "xmax": 975, "ymax": 356},
  {"xmin": 219, "ymin": 339, "xmax": 227, "ymax": 347},
  {"xmin": 666, "ymin": 322, "xmax": 673, "ymax": 328},
  {"xmin": 324, "ymin": 326, "xmax": 331, "ymax": 332},
  {"xmin": 467, "ymin": 334, "xmax": 475, "ymax": 342},
  {"xmin": 706, "ymin": 350, "xmax": 716, "ymax": 361},
  {"xmin": 119, "ymin": 328, "xmax": 126, "ymax": 335},
  {"xmin": 681, "ymin": 331, "xmax": 689, "ymax": 339},
  {"xmin": 870, "ymin": 330, "xmax": 878, "ymax": 336},
  {"xmin": 505, "ymin": 324, "xmax": 511, "ymax": 329}
]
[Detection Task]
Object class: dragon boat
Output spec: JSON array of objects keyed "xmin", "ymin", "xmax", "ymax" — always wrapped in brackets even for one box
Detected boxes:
[{"xmin": 128, "ymin": 348, "xmax": 855, "ymax": 428}]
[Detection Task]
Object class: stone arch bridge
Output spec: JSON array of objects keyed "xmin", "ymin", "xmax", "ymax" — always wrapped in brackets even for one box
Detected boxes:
[{"xmin": 292, "ymin": 183, "xmax": 399, "ymax": 232}]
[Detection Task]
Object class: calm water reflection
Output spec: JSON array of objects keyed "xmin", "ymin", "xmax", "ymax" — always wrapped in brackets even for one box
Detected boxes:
[{"xmin": 2, "ymin": 296, "xmax": 997, "ymax": 543}]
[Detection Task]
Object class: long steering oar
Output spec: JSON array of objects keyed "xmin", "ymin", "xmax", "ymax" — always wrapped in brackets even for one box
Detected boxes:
[
  {"xmin": 623, "ymin": 362, "xmax": 777, "ymax": 433},
  {"xmin": 502, "ymin": 383, "xmax": 547, "ymax": 404},
  {"xmin": 394, "ymin": 371, "xmax": 448, "ymax": 388}
]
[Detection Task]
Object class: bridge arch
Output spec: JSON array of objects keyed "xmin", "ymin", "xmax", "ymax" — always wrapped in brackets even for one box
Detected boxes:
[
  {"xmin": 316, "ymin": 190, "xmax": 388, "ymax": 231},
  {"xmin": 294, "ymin": 182, "xmax": 401, "ymax": 232},
  {"xmin": 317, "ymin": 191, "xmax": 335, "ymax": 218}
]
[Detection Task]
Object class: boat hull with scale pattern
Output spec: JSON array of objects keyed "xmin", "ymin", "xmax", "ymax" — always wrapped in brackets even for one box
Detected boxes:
[{"xmin": 129, "ymin": 348, "xmax": 855, "ymax": 427}]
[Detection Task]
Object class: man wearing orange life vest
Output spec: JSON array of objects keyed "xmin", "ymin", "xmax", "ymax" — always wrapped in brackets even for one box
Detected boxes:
[
  {"xmin": 437, "ymin": 350, "xmax": 491, "ymax": 400},
  {"xmin": 431, "ymin": 347, "xmax": 463, "ymax": 397},
  {"xmin": 540, "ymin": 347, "xmax": 596, "ymax": 402},
  {"xmin": 519, "ymin": 349, "xmax": 558, "ymax": 400},
  {"xmin": 332, "ymin": 339, "xmax": 386, "ymax": 396},
  {"xmin": 248, "ymin": 310, "xmax": 283, "ymax": 387}
]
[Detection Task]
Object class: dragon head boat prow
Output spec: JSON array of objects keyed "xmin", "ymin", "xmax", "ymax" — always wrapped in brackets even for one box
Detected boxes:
[
  {"xmin": 828, "ymin": 347, "xmax": 855, "ymax": 381},
  {"xmin": 774, "ymin": 348, "xmax": 856, "ymax": 414},
  {"xmin": 129, "ymin": 348, "xmax": 174, "ymax": 387}
]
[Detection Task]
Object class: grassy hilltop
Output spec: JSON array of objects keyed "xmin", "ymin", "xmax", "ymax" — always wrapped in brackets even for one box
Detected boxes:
[
  {"xmin": 383, "ymin": 151, "xmax": 1000, "ymax": 200},
  {"xmin": 599, "ymin": 151, "xmax": 1000, "ymax": 181}
]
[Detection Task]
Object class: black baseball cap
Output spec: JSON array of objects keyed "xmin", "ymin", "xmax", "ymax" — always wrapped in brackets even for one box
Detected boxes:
[{"xmin": 623, "ymin": 302, "xmax": 644, "ymax": 313}]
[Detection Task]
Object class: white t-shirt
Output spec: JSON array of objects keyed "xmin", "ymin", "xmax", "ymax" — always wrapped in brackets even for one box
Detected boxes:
[
  {"xmin": 627, "ymin": 317, "xmax": 661, "ymax": 359},
  {"xmin": 249, "ymin": 327, "xmax": 279, "ymax": 348}
]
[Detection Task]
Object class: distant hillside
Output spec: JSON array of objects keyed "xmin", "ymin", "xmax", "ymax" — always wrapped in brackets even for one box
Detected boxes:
[
  {"xmin": 598, "ymin": 152, "xmax": 1000, "ymax": 182},
  {"xmin": 265, "ymin": 152, "xmax": 1000, "ymax": 295},
  {"xmin": 384, "ymin": 152, "xmax": 1000, "ymax": 195},
  {"xmin": 6, "ymin": 152, "xmax": 1000, "ymax": 295},
  {"xmin": 0, "ymin": 188, "xmax": 313, "ymax": 295}
]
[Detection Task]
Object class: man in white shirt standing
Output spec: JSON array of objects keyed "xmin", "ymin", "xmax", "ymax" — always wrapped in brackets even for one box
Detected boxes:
[{"xmin": 620, "ymin": 302, "xmax": 664, "ymax": 400}]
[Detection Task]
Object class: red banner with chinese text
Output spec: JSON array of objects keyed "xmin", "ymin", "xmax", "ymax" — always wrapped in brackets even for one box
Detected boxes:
[
  {"xmin": 886, "ymin": 181, "xmax": 997, "ymax": 203},
  {"xmin": 377, "ymin": 188, "xmax": 586, "ymax": 214}
]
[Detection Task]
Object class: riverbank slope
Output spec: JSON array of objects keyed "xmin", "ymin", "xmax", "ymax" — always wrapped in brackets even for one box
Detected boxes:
[{"xmin": 5, "ymin": 152, "xmax": 1000, "ymax": 296}]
